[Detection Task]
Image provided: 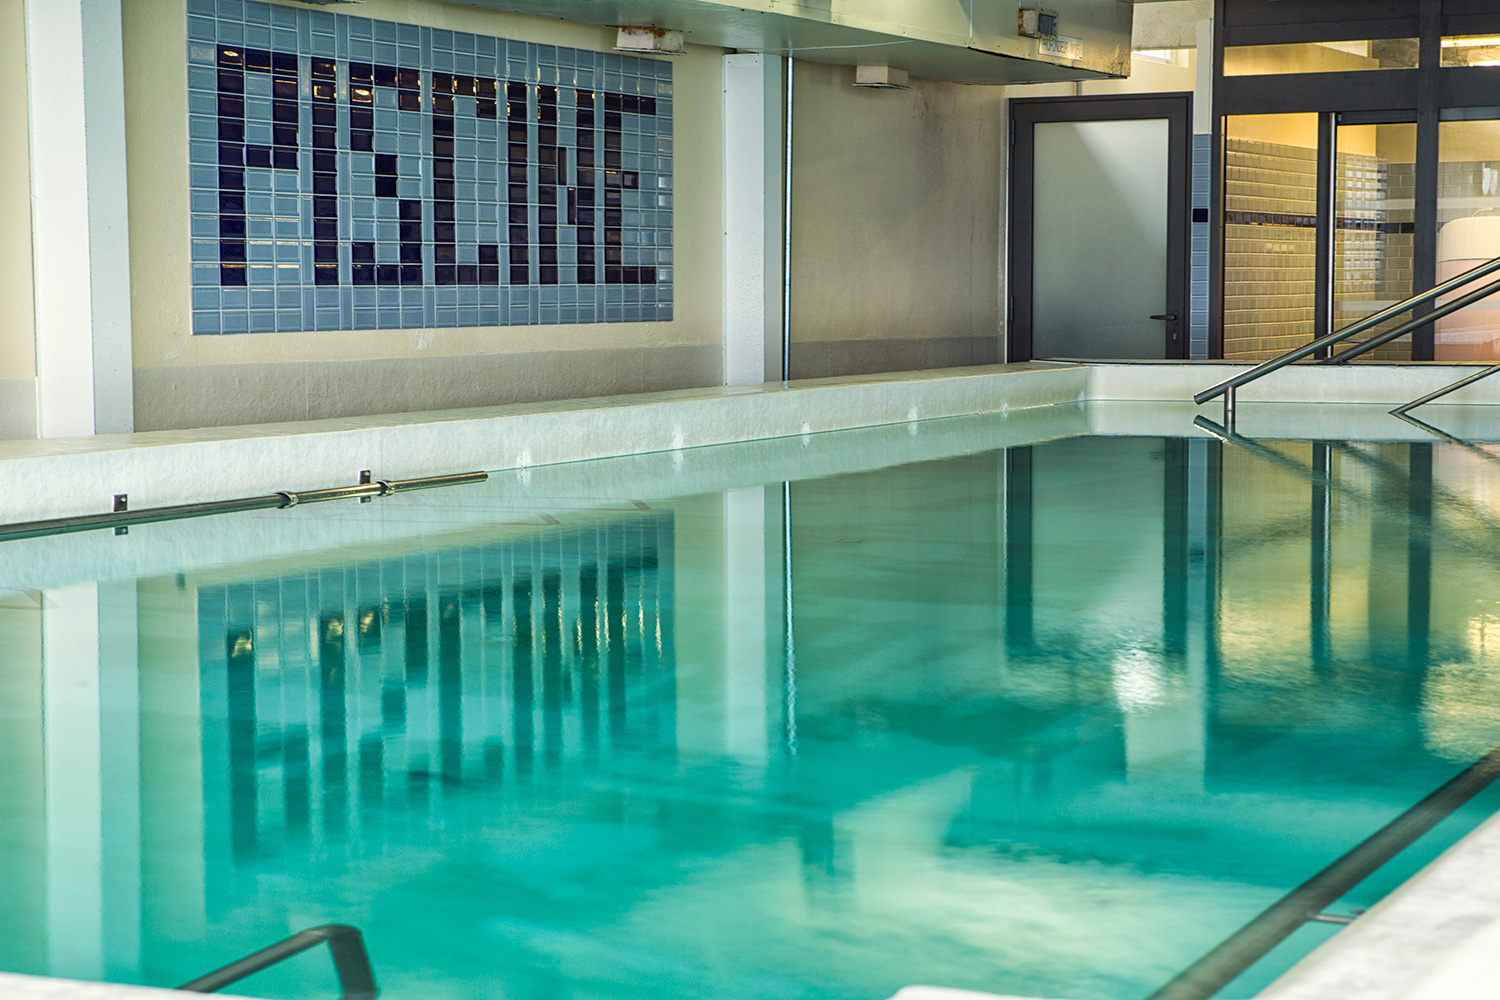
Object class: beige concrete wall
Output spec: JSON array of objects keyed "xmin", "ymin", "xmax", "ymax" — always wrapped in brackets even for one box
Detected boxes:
[
  {"xmin": 0, "ymin": 0, "xmax": 39, "ymax": 437},
  {"xmin": 786, "ymin": 62, "xmax": 1004, "ymax": 379},
  {"xmin": 1133, "ymin": 0, "xmax": 1211, "ymax": 50},
  {"xmin": 122, "ymin": 0, "xmax": 724, "ymax": 431}
]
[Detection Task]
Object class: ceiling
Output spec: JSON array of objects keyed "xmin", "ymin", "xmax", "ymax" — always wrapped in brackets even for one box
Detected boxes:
[{"xmin": 425, "ymin": 0, "xmax": 1136, "ymax": 84}]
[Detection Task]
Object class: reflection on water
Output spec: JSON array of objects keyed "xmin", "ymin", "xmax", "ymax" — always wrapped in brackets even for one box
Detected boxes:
[
  {"xmin": 198, "ymin": 515, "xmax": 675, "ymax": 869},
  {"xmin": 3, "ymin": 431, "xmax": 1500, "ymax": 1000}
]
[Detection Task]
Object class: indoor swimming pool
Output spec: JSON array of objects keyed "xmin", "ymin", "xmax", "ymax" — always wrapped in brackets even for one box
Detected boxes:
[{"xmin": 3, "ymin": 402, "xmax": 1500, "ymax": 1000}]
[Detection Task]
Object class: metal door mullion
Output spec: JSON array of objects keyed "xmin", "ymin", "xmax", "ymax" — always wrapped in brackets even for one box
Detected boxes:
[{"xmin": 1314, "ymin": 113, "xmax": 1336, "ymax": 357}]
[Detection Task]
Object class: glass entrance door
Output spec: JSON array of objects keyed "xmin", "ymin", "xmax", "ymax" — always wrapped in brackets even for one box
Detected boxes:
[
  {"xmin": 1220, "ymin": 114, "xmax": 1420, "ymax": 361},
  {"xmin": 1334, "ymin": 122, "xmax": 1417, "ymax": 361},
  {"xmin": 1010, "ymin": 96, "xmax": 1190, "ymax": 362}
]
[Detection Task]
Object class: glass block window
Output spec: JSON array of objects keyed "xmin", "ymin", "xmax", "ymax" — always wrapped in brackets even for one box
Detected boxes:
[{"xmin": 185, "ymin": 0, "xmax": 674, "ymax": 333}]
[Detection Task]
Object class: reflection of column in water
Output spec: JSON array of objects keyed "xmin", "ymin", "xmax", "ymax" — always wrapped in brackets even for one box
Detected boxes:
[
  {"xmin": 543, "ymin": 569, "xmax": 564, "ymax": 765},
  {"xmin": 1004, "ymin": 447, "xmax": 1034, "ymax": 653},
  {"xmin": 1311, "ymin": 442, "xmax": 1333, "ymax": 670},
  {"xmin": 1408, "ymin": 442, "xmax": 1433, "ymax": 672},
  {"xmin": 98, "ymin": 579, "xmax": 142, "ymax": 980},
  {"xmin": 606, "ymin": 527, "xmax": 628, "ymax": 738},
  {"xmin": 42, "ymin": 582, "xmax": 105, "ymax": 980},
  {"xmin": 404, "ymin": 594, "xmax": 428, "ymax": 686},
  {"xmin": 225, "ymin": 610, "xmax": 257, "ymax": 862},
  {"xmin": 782, "ymin": 482, "xmax": 797, "ymax": 757},
  {"xmin": 318, "ymin": 612, "xmax": 348, "ymax": 837},
  {"xmin": 382, "ymin": 598, "xmax": 407, "ymax": 736},
  {"xmin": 438, "ymin": 595, "xmax": 464, "ymax": 791},
  {"xmin": 480, "ymin": 578, "xmax": 506, "ymax": 780},
  {"xmin": 356, "ymin": 578, "xmax": 386, "ymax": 817},
  {"xmin": 654, "ymin": 515, "xmax": 676, "ymax": 749},
  {"xmin": 1368, "ymin": 443, "xmax": 1411, "ymax": 669},
  {"xmin": 579, "ymin": 560, "xmax": 601, "ymax": 758},
  {"xmin": 512, "ymin": 575, "xmax": 535, "ymax": 773},
  {"xmin": 283, "ymin": 724, "xmax": 310, "ymax": 843},
  {"xmin": 402, "ymin": 569, "xmax": 432, "ymax": 813},
  {"xmin": 626, "ymin": 521, "xmax": 647, "ymax": 741},
  {"xmin": 1163, "ymin": 438, "xmax": 1189, "ymax": 658}
]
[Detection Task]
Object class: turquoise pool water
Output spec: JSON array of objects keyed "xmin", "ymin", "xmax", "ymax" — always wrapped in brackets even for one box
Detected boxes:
[{"xmin": 3, "ymin": 411, "xmax": 1500, "ymax": 1000}]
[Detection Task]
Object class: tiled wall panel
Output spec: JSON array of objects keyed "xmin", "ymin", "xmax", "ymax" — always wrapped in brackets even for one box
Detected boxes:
[
  {"xmin": 1222, "ymin": 138, "xmax": 1420, "ymax": 361},
  {"xmin": 1221, "ymin": 138, "xmax": 1318, "ymax": 360},
  {"xmin": 186, "ymin": 0, "xmax": 674, "ymax": 335}
]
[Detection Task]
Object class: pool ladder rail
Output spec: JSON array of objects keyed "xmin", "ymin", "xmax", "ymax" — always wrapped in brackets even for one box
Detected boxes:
[
  {"xmin": 176, "ymin": 923, "xmax": 377, "ymax": 999},
  {"xmin": 1142, "ymin": 682, "xmax": 1500, "ymax": 1000},
  {"xmin": 1194, "ymin": 253, "xmax": 1500, "ymax": 426},
  {"xmin": 0, "ymin": 471, "xmax": 488, "ymax": 543}
]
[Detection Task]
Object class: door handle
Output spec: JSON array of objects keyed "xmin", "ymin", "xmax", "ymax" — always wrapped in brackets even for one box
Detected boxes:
[{"xmin": 1150, "ymin": 313, "xmax": 1178, "ymax": 322}]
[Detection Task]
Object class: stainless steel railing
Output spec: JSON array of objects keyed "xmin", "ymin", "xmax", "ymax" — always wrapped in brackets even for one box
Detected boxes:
[
  {"xmin": 1144, "ymin": 740, "xmax": 1500, "ymax": 1000},
  {"xmin": 1392, "ymin": 363, "xmax": 1500, "ymax": 416},
  {"xmin": 177, "ymin": 924, "xmax": 377, "ymax": 999},
  {"xmin": 1194, "ymin": 255, "xmax": 1500, "ymax": 423},
  {"xmin": 0, "ymin": 471, "xmax": 488, "ymax": 543}
]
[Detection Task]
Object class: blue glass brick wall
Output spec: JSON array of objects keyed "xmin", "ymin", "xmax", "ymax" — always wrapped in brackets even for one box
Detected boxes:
[{"xmin": 185, "ymin": 0, "xmax": 674, "ymax": 334}]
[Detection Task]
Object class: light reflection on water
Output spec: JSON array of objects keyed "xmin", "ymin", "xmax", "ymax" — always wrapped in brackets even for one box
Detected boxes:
[{"xmin": 2, "ymin": 427, "xmax": 1500, "ymax": 1000}]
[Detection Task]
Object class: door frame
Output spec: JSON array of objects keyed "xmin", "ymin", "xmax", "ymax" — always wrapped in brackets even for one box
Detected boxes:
[{"xmin": 1009, "ymin": 93, "xmax": 1192, "ymax": 362}]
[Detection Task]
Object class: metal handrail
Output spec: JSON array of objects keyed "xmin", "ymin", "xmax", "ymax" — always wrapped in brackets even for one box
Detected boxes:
[
  {"xmin": 1194, "ymin": 254, "xmax": 1500, "ymax": 408},
  {"xmin": 1144, "ymin": 740, "xmax": 1500, "ymax": 1000},
  {"xmin": 177, "ymin": 923, "xmax": 378, "ymax": 998},
  {"xmin": 1391, "ymin": 363, "xmax": 1500, "ymax": 415},
  {"xmin": 0, "ymin": 471, "xmax": 488, "ymax": 543}
]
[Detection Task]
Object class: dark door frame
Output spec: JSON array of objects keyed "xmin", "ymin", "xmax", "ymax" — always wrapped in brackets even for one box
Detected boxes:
[
  {"xmin": 1008, "ymin": 93, "xmax": 1192, "ymax": 362},
  {"xmin": 1210, "ymin": 0, "xmax": 1500, "ymax": 359}
]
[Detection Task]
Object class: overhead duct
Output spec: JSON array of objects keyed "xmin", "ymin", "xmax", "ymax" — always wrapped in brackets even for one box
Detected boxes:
[{"xmin": 424, "ymin": 0, "xmax": 1134, "ymax": 84}]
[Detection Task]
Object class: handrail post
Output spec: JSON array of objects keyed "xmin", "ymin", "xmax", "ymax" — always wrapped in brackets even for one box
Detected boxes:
[
  {"xmin": 1194, "ymin": 253, "xmax": 1500, "ymax": 406},
  {"xmin": 177, "ymin": 924, "xmax": 378, "ymax": 999},
  {"xmin": 1223, "ymin": 386, "xmax": 1236, "ymax": 428}
]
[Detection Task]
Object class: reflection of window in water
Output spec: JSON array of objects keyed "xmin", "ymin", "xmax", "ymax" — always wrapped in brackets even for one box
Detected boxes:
[{"xmin": 198, "ymin": 513, "xmax": 674, "ymax": 865}]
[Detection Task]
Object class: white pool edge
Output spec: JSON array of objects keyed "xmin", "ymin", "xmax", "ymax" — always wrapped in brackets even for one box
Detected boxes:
[{"xmin": 0, "ymin": 363, "xmax": 1087, "ymax": 523}]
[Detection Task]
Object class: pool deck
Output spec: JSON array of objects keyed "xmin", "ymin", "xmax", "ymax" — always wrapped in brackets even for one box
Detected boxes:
[
  {"xmin": 6, "ymin": 358, "xmax": 1500, "ymax": 524},
  {"xmin": 6, "ymin": 360, "xmax": 1500, "ymax": 1000}
]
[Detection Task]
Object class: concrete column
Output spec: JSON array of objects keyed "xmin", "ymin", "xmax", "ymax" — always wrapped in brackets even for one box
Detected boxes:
[
  {"xmin": 24, "ymin": 0, "xmax": 135, "ymax": 437},
  {"xmin": 722, "ymin": 54, "xmax": 785, "ymax": 386}
]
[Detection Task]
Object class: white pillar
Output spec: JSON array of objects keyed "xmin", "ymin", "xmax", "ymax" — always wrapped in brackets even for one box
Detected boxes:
[
  {"xmin": 25, "ymin": 0, "xmax": 135, "ymax": 438},
  {"xmin": 722, "ymin": 54, "xmax": 785, "ymax": 386},
  {"xmin": 43, "ymin": 581, "xmax": 105, "ymax": 980}
]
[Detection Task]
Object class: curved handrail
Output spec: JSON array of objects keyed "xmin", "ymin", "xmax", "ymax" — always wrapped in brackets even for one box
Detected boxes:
[
  {"xmin": 177, "ymin": 923, "xmax": 378, "ymax": 999},
  {"xmin": 1194, "ymin": 254, "xmax": 1500, "ymax": 406}
]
